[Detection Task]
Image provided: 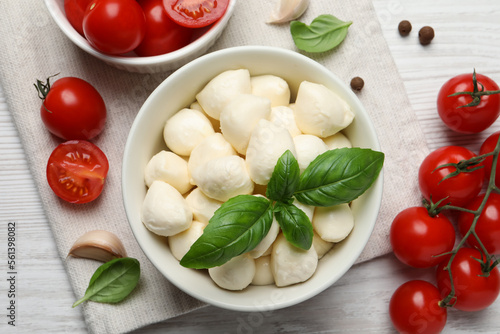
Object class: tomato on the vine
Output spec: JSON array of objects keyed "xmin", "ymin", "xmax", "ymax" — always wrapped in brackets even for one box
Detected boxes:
[
  {"xmin": 390, "ymin": 207, "xmax": 455, "ymax": 268},
  {"xmin": 163, "ymin": 0, "xmax": 229, "ymax": 28},
  {"xmin": 418, "ymin": 146, "xmax": 484, "ymax": 207},
  {"xmin": 458, "ymin": 193, "xmax": 500, "ymax": 255},
  {"xmin": 64, "ymin": 0, "xmax": 92, "ymax": 36},
  {"xmin": 46, "ymin": 140, "xmax": 109, "ymax": 204},
  {"xmin": 83, "ymin": 0, "xmax": 146, "ymax": 55},
  {"xmin": 135, "ymin": 0, "xmax": 194, "ymax": 57},
  {"xmin": 436, "ymin": 247, "xmax": 500, "ymax": 312},
  {"xmin": 437, "ymin": 71, "xmax": 500, "ymax": 134},
  {"xmin": 389, "ymin": 280, "xmax": 447, "ymax": 334},
  {"xmin": 480, "ymin": 131, "xmax": 500, "ymax": 187},
  {"xmin": 35, "ymin": 76, "xmax": 106, "ymax": 141}
]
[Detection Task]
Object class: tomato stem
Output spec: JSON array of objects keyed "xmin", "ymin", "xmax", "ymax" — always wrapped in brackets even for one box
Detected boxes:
[
  {"xmin": 448, "ymin": 69, "xmax": 500, "ymax": 108},
  {"xmin": 438, "ymin": 133, "xmax": 500, "ymax": 307}
]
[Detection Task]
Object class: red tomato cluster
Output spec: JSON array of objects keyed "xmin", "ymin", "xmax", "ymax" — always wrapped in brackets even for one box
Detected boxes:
[
  {"xmin": 64, "ymin": 0, "xmax": 230, "ymax": 57},
  {"xmin": 35, "ymin": 75, "xmax": 109, "ymax": 204},
  {"xmin": 389, "ymin": 71, "xmax": 500, "ymax": 334}
]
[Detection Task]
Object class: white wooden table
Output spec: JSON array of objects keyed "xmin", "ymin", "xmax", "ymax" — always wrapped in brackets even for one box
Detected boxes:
[{"xmin": 1, "ymin": 1, "xmax": 500, "ymax": 333}]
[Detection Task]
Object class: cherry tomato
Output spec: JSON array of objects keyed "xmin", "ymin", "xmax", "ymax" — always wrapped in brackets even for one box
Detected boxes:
[
  {"xmin": 163, "ymin": 0, "xmax": 229, "ymax": 28},
  {"xmin": 418, "ymin": 146, "xmax": 484, "ymax": 207},
  {"xmin": 64, "ymin": 0, "xmax": 92, "ymax": 36},
  {"xmin": 83, "ymin": 0, "xmax": 146, "ymax": 55},
  {"xmin": 436, "ymin": 248, "xmax": 500, "ymax": 311},
  {"xmin": 390, "ymin": 207, "xmax": 455, "ymax": 268},
  {"xmin": 36, "ymin": 76, "xmax": 106, "ymax": 141},
  {"xmin": 389, "ymin": 280, "xmax": 447, "ymax": 334},
  {"xmin": 135, "ymin": 0, "xmax": 194, "ymax": 57},
  {"xmin": 479, "ymin": 131, "xmax": 500, "ymax": 187},
  {"xmin": 437, "ymin": 71, "xmax": 500, "ymax": 134},
  {"xmin": 46, "ymin": 140, "xmax": 109, "ymax": 204},
  {"xmin": 458, "ymin": 193, "xmax": 500, "ymax": 255}
]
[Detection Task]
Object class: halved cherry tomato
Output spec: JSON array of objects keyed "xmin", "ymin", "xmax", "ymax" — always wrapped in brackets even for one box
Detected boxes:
[
  {"xmin": 64, "ymin": 0, "xmax": 92, "ymax": 36},
  {"xmin": 418, "ymin": 146, "xmax": 484, "ymax": 207},
  {"xmin": 46, "ymin": 140, "xmax": 109, "ymax": 204},
  {"xmin": 83, "ymin": 0, "xmax": 146, "ymax": 55},
  {"xmin": 163, "ymin": 0, "xmax": 229, "ymax": 28},
  {"xmin": 135, "ymin": 0, "xmax": 194, "ymax": 57},
  {"xmin": 36, "ymin": 76, "xmax": 107, "ymax": 141}
]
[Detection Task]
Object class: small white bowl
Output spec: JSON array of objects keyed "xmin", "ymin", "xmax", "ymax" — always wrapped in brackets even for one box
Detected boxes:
[
  {"xmin": 122, "ymin": 46, "xmax": 383, "ymax": 311},
  {"xmin": 44, "ymin": 0, "xmax": 237, "ymax": 73}
]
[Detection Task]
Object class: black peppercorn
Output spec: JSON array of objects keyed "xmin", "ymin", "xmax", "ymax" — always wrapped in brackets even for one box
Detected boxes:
[
  {"xmin": 398, "ymin": 20, "xmax": 412, "ymax": 36},
  {"xmin": 350, "ymin": 77, "xmax": 364, "ymax": 91},
  {"xmin": 419, "ymin": 26, "xmax": 435, "ymax": 45}
]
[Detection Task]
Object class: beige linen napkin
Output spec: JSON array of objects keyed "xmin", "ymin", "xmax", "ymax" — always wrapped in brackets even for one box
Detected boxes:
[{"xmin": 0, "ymin": 0, "xmax": 428, "ymax": 333}]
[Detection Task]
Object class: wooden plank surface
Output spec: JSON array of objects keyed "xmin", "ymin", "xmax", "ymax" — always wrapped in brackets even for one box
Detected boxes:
[{"xmin": 1, "ymin": 1, "xmax": 500, "ymax": 333}]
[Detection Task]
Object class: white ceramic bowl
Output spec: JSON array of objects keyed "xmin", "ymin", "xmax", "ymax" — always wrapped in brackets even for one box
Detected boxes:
[
  {"xmin": 122, "ymin": 46, "xmax": 383, "ymax": 311},
  {"xmin": 44, "ymin": 0, "xmax": 237, "ymax": 73}
]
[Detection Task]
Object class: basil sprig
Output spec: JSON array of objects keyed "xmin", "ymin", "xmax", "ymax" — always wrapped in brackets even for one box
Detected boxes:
[
  {"xmin": 290, "ymin": 14, "xmax": 352, "ymax": 53},
  {"xmin": 181, "ymin": 148, "xmax": 384, "ymax": 269},
  {"xmin": 72, "ymin": 257, "xmax": 140, "ymax": 307}
]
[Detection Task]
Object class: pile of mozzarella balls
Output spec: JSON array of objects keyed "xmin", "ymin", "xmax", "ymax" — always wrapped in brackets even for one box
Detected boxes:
[{"xmin": 141, "ymin": 69, "xmax": 356, "ymax": 290}]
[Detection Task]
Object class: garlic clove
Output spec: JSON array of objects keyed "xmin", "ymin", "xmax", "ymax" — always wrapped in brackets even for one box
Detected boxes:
[
  {"xmin": 68, "ymin": 230, "xmax": 127, "ymax": 262},
  {"xmin": 267, "ymin": 0, "xmax": 309, "ymax": 24}
]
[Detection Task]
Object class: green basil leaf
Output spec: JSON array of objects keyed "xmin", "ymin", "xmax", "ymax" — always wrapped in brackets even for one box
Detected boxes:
[
  {"xmin": 72, "ymin": 257, "xmax": 140, "ymax": 308},
  {"xmin": 290, "ymin": 14, "xmax": 352, "ymax": 53},
  {"xmin": 274, "ymin": 202, "xmax": 313, "ymax": 250},
  {"xmin": 294, "ymin": 148, "xmax": 384, "ymax": 207},
  {"xmin": 180, "ymin": 195, "xmax": 274, "ymax": 269},
  {"xmin": 266, "ymin": 150, "xmax": 300, "ymax": 202}
]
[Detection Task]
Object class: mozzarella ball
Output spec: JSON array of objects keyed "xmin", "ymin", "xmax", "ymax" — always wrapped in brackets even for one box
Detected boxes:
[
  {"xmin": 251, "ymin": 256, "xmax": 274, "ymax": 286},
  {"xmin": 220, "ymin": 94, "xmax": 271, "ymax": 155},
  {"xmin": 313, "ymin": 203, "xmax": 354, "ymax": 243},
  {"xmin": 168, "ymin": 221, "xmax": 206, "ymax": 261},
  {"xmin": 196, "ymin": 69, "xmax": 252, "ymax": 120},
  {"xmin": 191, "ymin": 155, "xmax": 254, "ymax": 202},
  {"xmin": 313, "ymin": 231, "xmax": 334, "ymax": 259},
  {"xmin": 293, "ymin": 134, "xmax": 329, "ymax": 173},
  {"xmin": 271, "ymin": 234, "xmax": 318, "ymax": 287},
  {"xmin": 208, "ymin": 254, "xmax": 256, "ymax": 291},
  {"xmin": 188, "ymin": 133, "xmax": 236, "ymax": 182},
  {"xmin": 269, "ymin": 105, "xmax": 302, "ymax": 137},
  {"xmin": 246, "ymin": 119, "xmax": 297, "ymax": 185},
  {"xmin": 323, "ymin": 132, "xmax": 352, "ymax": 149},
  {"xmin": 141, "ymin": 181, "xmax": 193, "ymax": 237},
  {"xmin": 251, "ymin": 74, "xmax": 291, "ymax": 107},
  {"xmin": 248, "ymin": 217, "xmax": 280, "ymax": 259},
  {"xmin": 185, "ymin": 187, "xmax": 223, "ymax": 224},
  {"xmin": 190, "ymin": 101, "xmax": 220, "ymax": 131},
  {"xmin": 163, "ymin": 108, "xmax": 215, "ymax": 156},
  {"xmin": 293, "ymin": 81, "xmax": 354, "ymax": 137},
  {"xmin": 144, "ymin": 150, "xmax": 193, "ymax": 194}
]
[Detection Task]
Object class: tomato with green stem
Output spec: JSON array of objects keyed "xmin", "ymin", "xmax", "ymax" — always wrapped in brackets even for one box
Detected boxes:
[
  {"xmin": 480, "ymin": 131, "xmax": 500, "ymax": 187},
  {"xmin": 46, "ymin": 140, "xmax": 109, "ymax": 204},
  {"xmin": 390, "ymin": 207, "xmax": 455, "ymax": 268},
  {"xmin": 458, "ymin": 193, "xmax": 500, "ymax": 255},
  {"xmin": 389, "ymin": 280, "xmax": 447, "ymax": 334},
  {"xmin": 418, "ymin": 146, "xmax": 485, "ymax": 208},
  {"xmin": 162, "ymin": 0, "xmax": 230, "ymax": 28},
  {"xmin": 437, "ymin": 70, "xmax": 500, "ymax": 134},
  {"xmin": 436, "ymin": 247, "xmax": 500, "ymax": 311},
  {"xmin": 35, "ymin": 75, "xmax": 106, "ymax": 141}
]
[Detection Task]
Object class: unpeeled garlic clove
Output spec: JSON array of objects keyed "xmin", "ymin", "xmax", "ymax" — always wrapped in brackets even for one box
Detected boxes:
[
  {"xmin": 267, "ymin": 0, "xmax": 309, "ymax": 24},
  {"xmin": 68, "ymin": 230, "xmax": 127, "ymax": 262}
]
